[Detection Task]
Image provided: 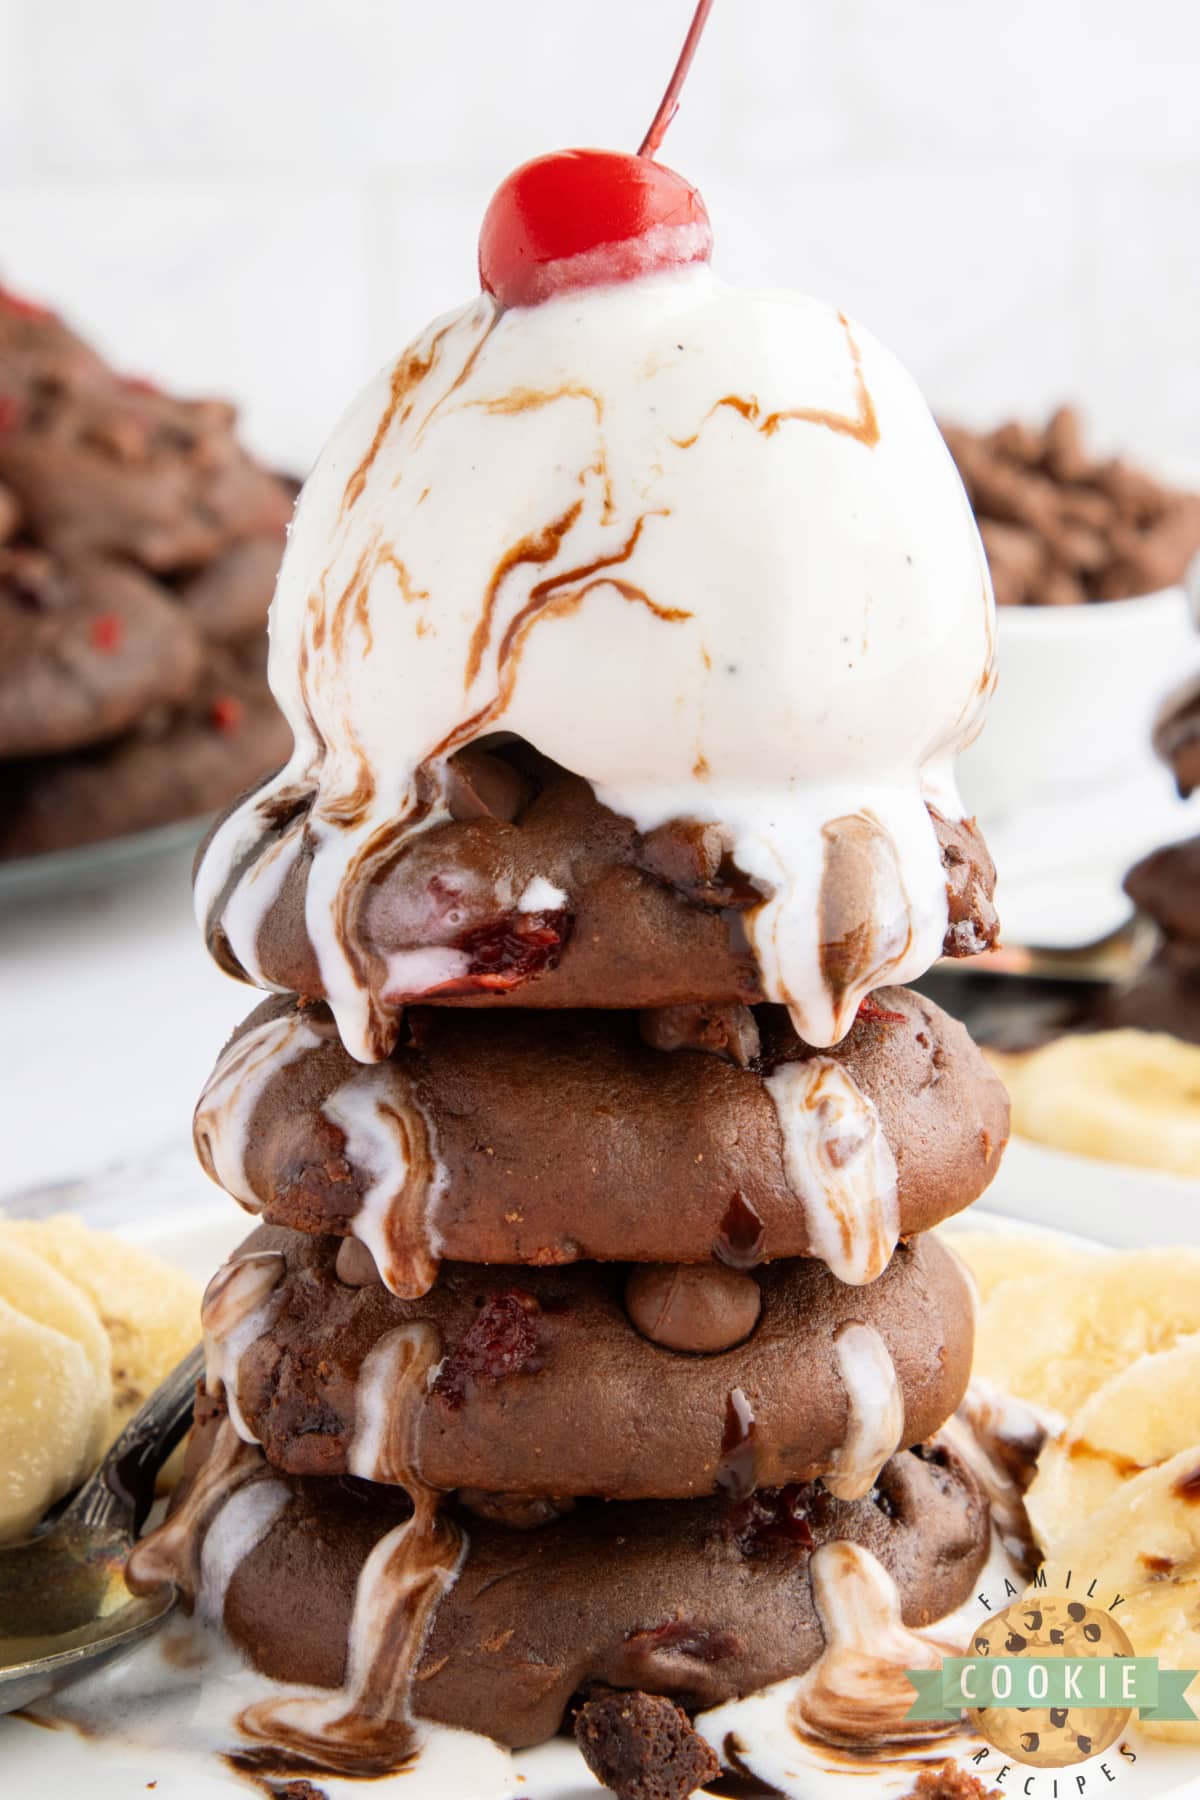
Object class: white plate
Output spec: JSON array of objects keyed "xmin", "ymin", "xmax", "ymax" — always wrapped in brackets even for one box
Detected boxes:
[
  {"xmin": 3, "ymin": 1194, "xmax": 1200, "ymax": 1797},
  {"xmin": 0, "ymin": 814, "xmax": 210, "ymax": 907},
  {"xmin": 978, "ymin": 1135, "xmax": 1200, "ymax": 1248}
]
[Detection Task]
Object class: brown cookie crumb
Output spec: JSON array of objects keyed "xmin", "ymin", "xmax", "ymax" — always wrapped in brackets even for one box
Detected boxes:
[
  {"xmin": 904, "ymin": 1760, "xmax": 1002, "ymax": 1800},
  {"xmin": 574, "ymin": 1687, "xmax": 720, "ymax": 1800}
]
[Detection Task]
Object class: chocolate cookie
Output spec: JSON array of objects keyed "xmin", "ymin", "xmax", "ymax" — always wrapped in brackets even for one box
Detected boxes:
[
  {"xmin": 1153, "ymin": 675, "xmax": 1200, "ymax": 798},
  {"xmin": 198, "ymin": 742, "xmax": 999, "ymax": 1043},
  {"xmin": 131, "ymin": 1395, "xmax": 989, "ymax": 1751},
  {"xmin": 195, "ymin": 988, "xmax": 1008, "ymax": 1293},
  {"xmin": 1092, "ymin": 835, "xmax": 1200, "ymax": 1040},
  {"xmin": 0, "ymin": 354, "xmax": 290, "ymax": 575},
  {"xmin": 1124, "ymin": 835, "xmax": 1200, "ymax": 947},
  {"xmin": 0, "ymin": 546, "xmax": 201, "ymax": 756},
  {"xmin": 206, "ymin": 1226, "xmax": 974, "ymax": 1500},
  {"xmin": 0, "ymin": 641, "xmax": 290, "ymax": 858},
  {"xmin": 0, "ymin": 281, "xmax": 298, "ymax": 856},
  {"xmin": 1097, "ymin": 952, "xmax": 1200, "ymax": 1045},
  {"xmin": 172, "ymin": 535, "xmax": 286, "ymax": 645},
  {"xmin": 0, "ymin": 284, "xmax": 106, "ymax": 391}
]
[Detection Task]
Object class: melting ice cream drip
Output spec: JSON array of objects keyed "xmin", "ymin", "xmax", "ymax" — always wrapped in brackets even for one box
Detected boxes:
[
  {"xmin": 283, "ymin": 303, "xmax": 503, "ymax": 1064},
  {"xmin": 322, "ymin": 1066, "xmax": 448, "ymax": 1299},
  {"xmin": 763, "ymin": 1055, "xmax": 900, "ymax": 1285},
  {"xmin": 239, "ymin": 1322, "xmax": 463, "ymax": 1775},
  {"xmin": 126, "ymin": 1416, "xmax": 263, "ymax": 1600},
  {"xmin": 824, "ymin": 1322, "xmax": 904, "ymax": 1502},
  {"xmin": 236, "ymin": 1490, "xmax": 464, "ymax": 1777},
  {"xmin": 349, "ymin": 1321, "xmax": 443, "ymax": 1491},
  {"xmin": 212, "ymin": 814, "xmax": 307, "ymax": 994},
  {"xmin": 196, "ymin": 1480, "xmax": 290, "ymax": 1628},
  {"xmin": 937, "ymin": 1380, "xmax": 1057, "ymax": 1571},
  {"xmin": 201, "ymin": 1252, "xmax": 287, "ymax": 1445},
  {"xmin": 790, "ymin": 1542, "xmax": 959, "ymax": 1749},
  {"xmin": 816, "ymin": 813, "xmax": 915, "ymax": 1025},
  {"xmin": 194, "ymin": 1011, "xmax": 322, "ymax": 1210}
]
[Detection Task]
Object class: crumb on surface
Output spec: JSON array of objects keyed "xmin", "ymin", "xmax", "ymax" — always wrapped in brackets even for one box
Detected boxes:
[
  {"xmin": 904, "ymin": 1760, "xmax": 1002, "ymax": 1800},
  {"xmin": 574, "ymin": 1687, "xmax": 720, "ymax": 1800}
]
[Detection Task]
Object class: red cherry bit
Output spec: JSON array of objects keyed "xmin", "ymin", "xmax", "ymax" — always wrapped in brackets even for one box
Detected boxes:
[
  {"xmin": 89, "ymin": 612, "xmax": 124, "ymax": 653},
  {"xmin": 0, "ymin": 284, "xmax": 52, "ymax": 320},
  {"xmin": 857, "ymin": 995, "xmax": 906, "ymax": 1025},
  {"xmin": 209, "ymin": 693, "xmax": 245, "ymax": 734}
]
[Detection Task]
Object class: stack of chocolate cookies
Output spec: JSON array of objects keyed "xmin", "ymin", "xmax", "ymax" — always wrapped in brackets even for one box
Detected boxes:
[
  {"xmin": 0, "ymin": 283, "xmax": 291, "ymax": 860},
  {"xmin": 130, "ymin": 737, "xmax": 1010, "ymax": 1783}
]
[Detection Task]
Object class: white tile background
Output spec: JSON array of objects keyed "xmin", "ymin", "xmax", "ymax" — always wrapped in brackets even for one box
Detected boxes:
[{"xmin": 1, "ymin": 0, "xmax": 1198, "ymax": 477}]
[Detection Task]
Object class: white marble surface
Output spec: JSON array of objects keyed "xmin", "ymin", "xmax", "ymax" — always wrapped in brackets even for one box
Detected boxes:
[{"xmin": 0, "ymin": 845, "xmax": 250, "ymax": 1203}]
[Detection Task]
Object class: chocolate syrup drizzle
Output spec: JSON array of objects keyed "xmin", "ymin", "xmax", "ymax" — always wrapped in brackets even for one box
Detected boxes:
[
  {"xmin": 714, "ymin": 1192, "xmax": 768, "ymax": 1270},
  {"xmin": 235, "ymin": 1489, "xmax": 463, "ymax": 1778},
  {"xmin": 671, "ymin": 314, "xmax": 880, "ymax": 451}
]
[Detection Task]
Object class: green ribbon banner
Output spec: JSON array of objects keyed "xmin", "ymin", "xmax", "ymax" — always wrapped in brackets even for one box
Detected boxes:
[{"xmin": 905, "ymin": 1657, "xmax": 1199, "ymax": 1723}]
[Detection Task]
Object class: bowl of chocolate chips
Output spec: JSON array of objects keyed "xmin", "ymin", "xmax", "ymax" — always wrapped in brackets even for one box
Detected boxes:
[{"xmin": 945, "ymin": 408, "xmax": 1200, "ymax": 824}]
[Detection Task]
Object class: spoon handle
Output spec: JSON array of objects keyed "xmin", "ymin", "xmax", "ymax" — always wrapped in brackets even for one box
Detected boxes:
[{"xmin": 64, "ymin": 1343, "xmax": 206, "ymax": 1539}]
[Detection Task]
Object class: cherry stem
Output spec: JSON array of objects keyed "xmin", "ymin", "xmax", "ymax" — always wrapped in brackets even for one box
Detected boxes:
[{"xmin": 637, "ymin": 0, "xmax": 715, "ymax": 159}]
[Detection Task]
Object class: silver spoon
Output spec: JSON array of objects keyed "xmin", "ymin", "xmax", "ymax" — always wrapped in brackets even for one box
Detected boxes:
[{"xmin": 0, "ymin": 1342, "xmax": 203, "ymax": 1715}]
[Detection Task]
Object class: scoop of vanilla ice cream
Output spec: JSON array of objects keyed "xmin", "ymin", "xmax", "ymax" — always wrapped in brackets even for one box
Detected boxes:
[{"xmin": 200, "ymin": 265, "xmax": 994, "ymax": 1060}]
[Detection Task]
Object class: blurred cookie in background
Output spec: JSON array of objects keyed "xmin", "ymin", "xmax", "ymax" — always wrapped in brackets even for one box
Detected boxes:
[
  {"xmin": 0, "ymin": 284, "xmax": 290, "ymax": 577},
  {"xmin": 1092, "ymin": 667, "xmax": 1200, "ymax": 1045},
  {"xmin": 0, "ymin": 639, "xmax": 290, "ymax": 858},
  {"xmin": 1153, "ymin": 673, "xmax": 1200, "ymax": 799},
  {"xmin": 0, "ymin": 280, "xmax": 295, "ymax": 863},
  {"xmin": 1098, "ymin": 834, "xmax": 1200, "ymax": 1046},
  {"xmin": 0, "ymin": 544, "xmax": 201, "ymax": 758}
]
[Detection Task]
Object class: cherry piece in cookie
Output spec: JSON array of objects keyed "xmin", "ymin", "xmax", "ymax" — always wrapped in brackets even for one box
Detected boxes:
[{"xmin": 431, "ymin": 1288, "xmax": 545, "ymax": 1408}]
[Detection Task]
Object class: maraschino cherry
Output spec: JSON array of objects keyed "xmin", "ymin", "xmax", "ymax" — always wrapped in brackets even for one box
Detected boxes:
[{"xmin": 478, "ymin": 0, "xmax": 715, "ymax": 308}]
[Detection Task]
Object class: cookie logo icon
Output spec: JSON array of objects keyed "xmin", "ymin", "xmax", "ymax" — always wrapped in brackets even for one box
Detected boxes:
[{"xmin": 967, "ymin": 1597, "xmax": 1133, "ymax": 1768}]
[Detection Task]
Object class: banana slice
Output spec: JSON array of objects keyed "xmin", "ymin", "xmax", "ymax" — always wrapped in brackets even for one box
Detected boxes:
[
  {"xmin": 1027, "ymin": 1335, "xmax": 1200, "ymax": 1556},
  {"xmin": 0, "ymin": 1243, "xmax": 111, "ymax": 1542},
  {"xmin": 973, "ymin": 1248, "xmax": 1200, "ymax": 1417},
  {"xmin": 996, "ymin": 1030, "xmax": 1200, "ymax": 1176},
  {"xmin": 1037, "ymin": 1446, "xmax": 1200, "ymax": 1743},
  {"xmin": 0, "ymin": 1215, "xmax": 199, "ymax": 1449},
  {"xmin": 940, "ymin": 1228, "xmax": 1102, "ymax": 1304}
]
